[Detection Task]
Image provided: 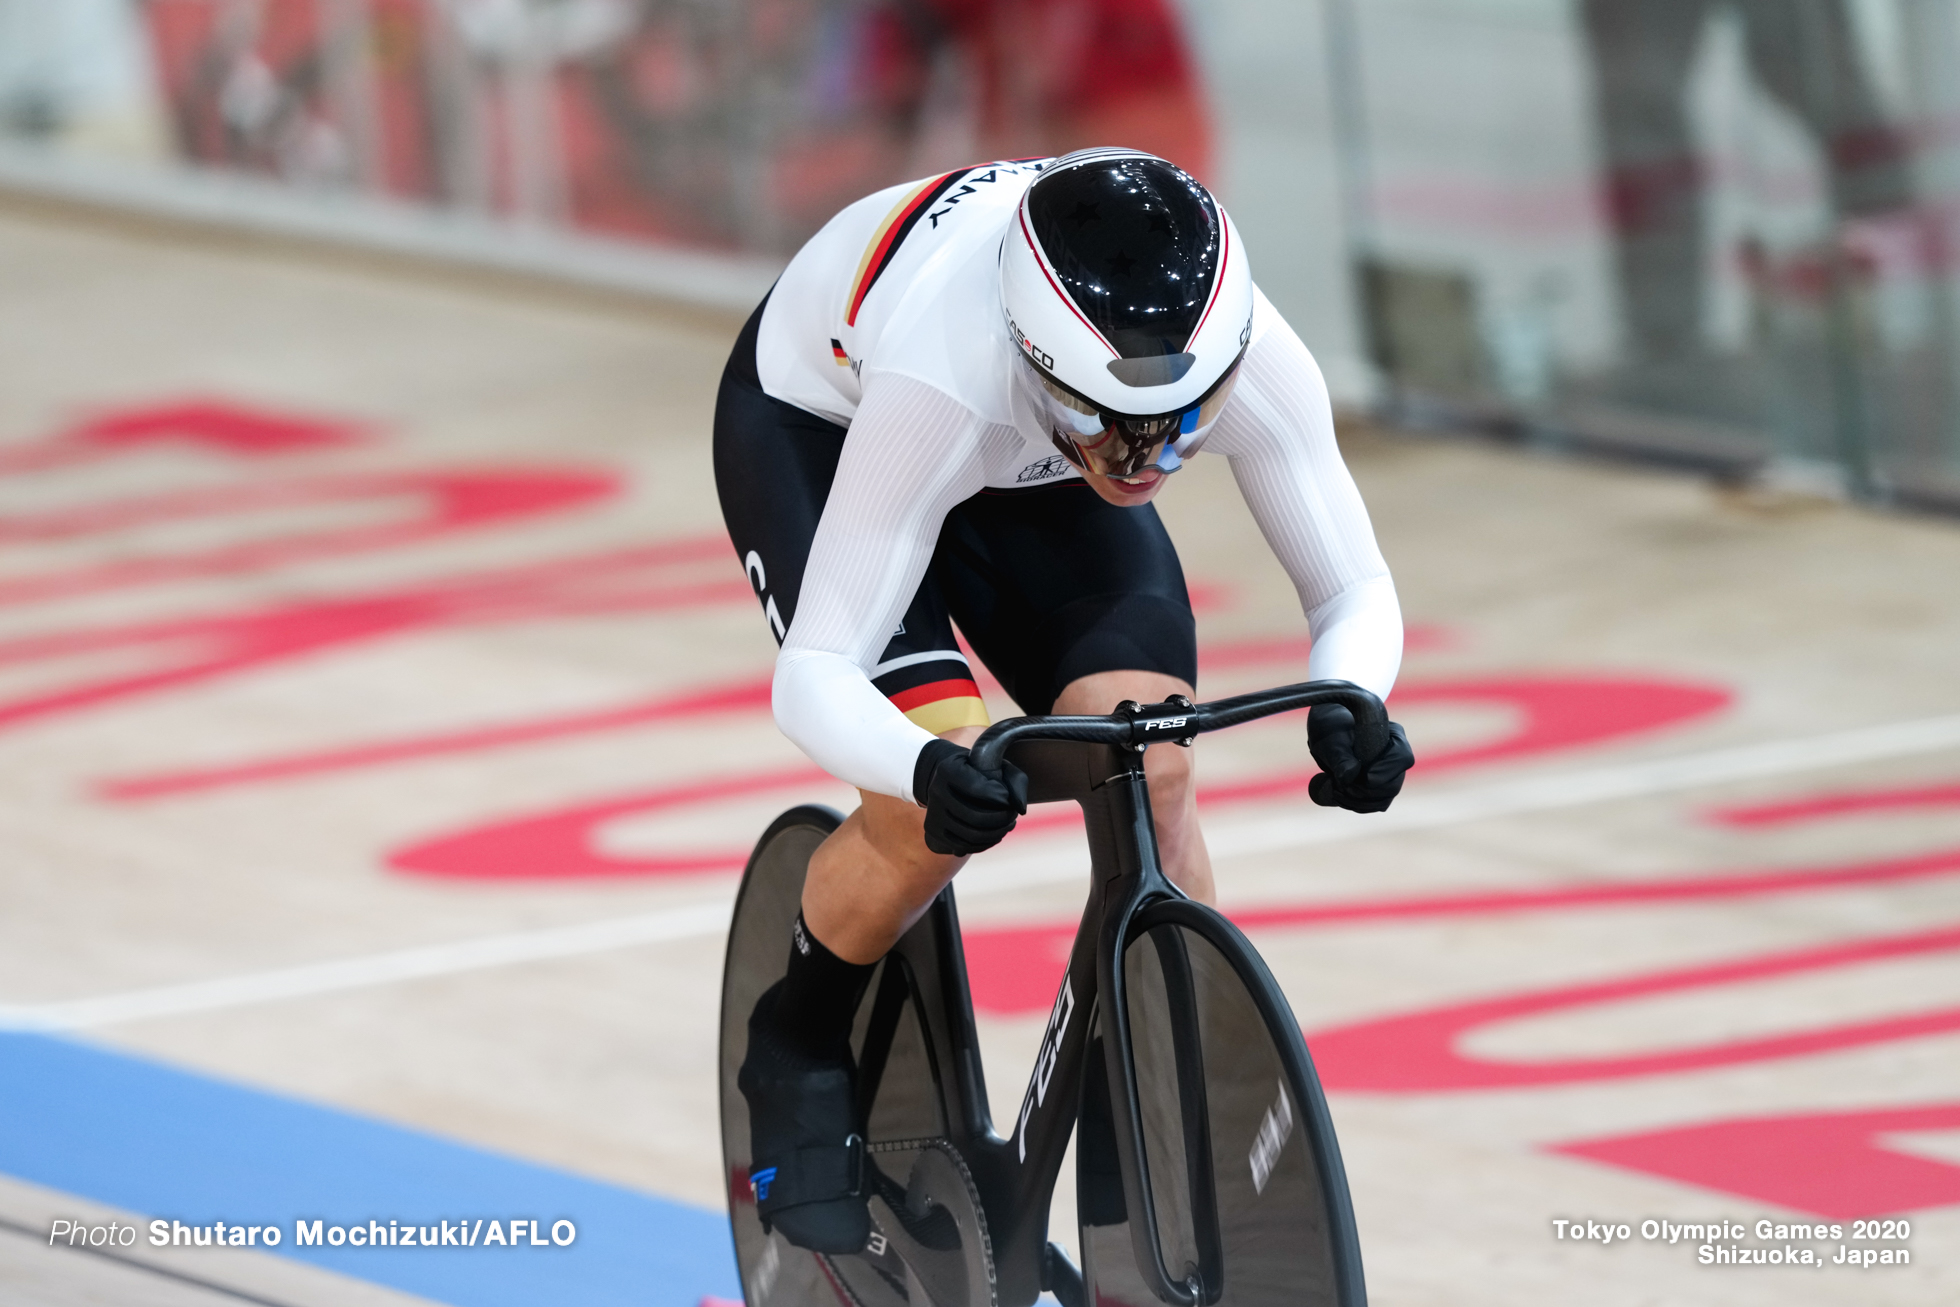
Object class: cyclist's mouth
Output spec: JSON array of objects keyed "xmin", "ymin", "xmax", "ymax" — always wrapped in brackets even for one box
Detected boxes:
[{"xmin": 1109, "ymin": 469, "xmax": 1163, "ymax": 496}]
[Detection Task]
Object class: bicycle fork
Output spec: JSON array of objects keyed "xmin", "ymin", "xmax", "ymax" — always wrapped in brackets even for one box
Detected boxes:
[
  {"xmin": 964, "ymin": 744, "xmax": 1228, "ymax": 1307},
  {"xmin": 1005, "ymin": 749, "xmax": 1224, "ymax": 1306},
  {"xmin": 1085, "ymin": 761, "xmax": 1225, "ymax": 1305}
]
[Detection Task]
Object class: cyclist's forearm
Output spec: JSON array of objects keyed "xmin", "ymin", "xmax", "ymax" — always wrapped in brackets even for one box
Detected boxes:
[
  {"xmin": 1212, "ymin": 308, "xmax": 1398, "ymax": 648},
  {"xmin": 774, "ymin": 646, "xmax": 937, "ymax": 802},
  {"xmin": 1304, "ymin": 576, "xmax": 1403, "ymax": 700}
]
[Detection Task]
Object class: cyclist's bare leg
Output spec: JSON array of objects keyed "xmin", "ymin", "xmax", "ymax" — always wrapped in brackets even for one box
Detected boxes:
[
  {"xmin": 802, "ymin": 724, "xmax": 985, "ymax": 964},
  {"xmin": 1050, "ymin": 669, "xmax": 1214, "ymax": 904},
  {"xmin": 804, "ymin": 670, "xmax": 1213, "ymax": 963}
]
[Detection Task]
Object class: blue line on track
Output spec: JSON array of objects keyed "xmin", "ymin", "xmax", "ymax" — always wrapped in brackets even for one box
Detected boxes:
[{"xmin": 0, "ymin": 1033, "xmax": 742, "ymax": 1307}]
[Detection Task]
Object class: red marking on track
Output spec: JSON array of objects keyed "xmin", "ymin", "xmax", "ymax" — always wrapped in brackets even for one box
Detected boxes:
[
  {"xmin": 961, "ymin": 777, "xmax": 1960, "ymax": 1216},
  {"xmin": 1309, "ymin": 924, "xmax": 1960, "ymax": 1092},
  {"xmin": 0, "ymin": 468, "xmax": 618, "ymax": 604},
  {"xmin": 100, "ymin": 676, "xmax": 774, "ymax": 800},
  {"xmin": 387, "ymin": 764, "xmax": 831, "ymax": 878},
  {"xmin": 963, "ymin": 927, "xmax": 1079, "ymax": 1015},
  {"xmin": 0, "ymin": 535, "xmax": 742, "ymax": 735},
  {"xmin": 964, "ymin": 847, "xmax": 1960, "ymax": 1016},
  {"xmin": 373, "ymin": 671, "xmax": 1725, "ymax": 882},
  {"xmin": 95, "ymin": 625, "xmax": 1455, "ymax": 802},
  {"xmin": 1710, "ymin": 782, "xmax": 1960, "ymax": 827},
  {"xmin": 1200, "ymin": 676, "xmax": 1733, "ymax": 806},
  {"xmin": 961, "ymin": 780, "xmax": 1960, "ymax": 1016},
  {"xmin": 1397, "ymin": 677, "xmax": 1732, "ymax": 768},
  {"xmin": 1553, "ymin": 1104, "xmax": 1960, "ymax": 1219},
  {"xmin": 385, "ymin": 766, "xmax": 1088, "ymax": 881},
  {"xmin": 63, "ymin": 399, "xmax": 370, "ymax": 456},
  {"xmin": 0, "ymin": 399, "xmax": 368, "ymax": 473},
  {"xmin": 1183, "ymin": 580, "xmax": 1233, "ymax": 613}
]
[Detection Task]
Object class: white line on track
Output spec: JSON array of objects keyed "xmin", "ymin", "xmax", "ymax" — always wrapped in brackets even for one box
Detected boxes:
[
  {"xmin": 6, "ymin": 712, "xmax": 1960, "ymax": 1033},
  {"xmin": 0, "ymin": 903, "xmax": 733, "ymax": 1034}
]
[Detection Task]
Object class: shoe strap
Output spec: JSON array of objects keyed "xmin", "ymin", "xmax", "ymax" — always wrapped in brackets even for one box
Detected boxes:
[{"xmin": 753, "ymin": 1134, "xmax": 864, "ymax": 1213}]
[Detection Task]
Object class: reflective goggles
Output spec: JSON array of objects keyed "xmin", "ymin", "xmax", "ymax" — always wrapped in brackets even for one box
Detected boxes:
[{"xmin": 1021, "ymin": 354, "xmax": 1242, "ymax": 480}]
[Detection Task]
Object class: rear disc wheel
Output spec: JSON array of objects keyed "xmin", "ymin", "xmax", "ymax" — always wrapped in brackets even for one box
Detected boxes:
[{"xmin": 719, "ymin": 805, "xmax": 996, "ymax": 1306}]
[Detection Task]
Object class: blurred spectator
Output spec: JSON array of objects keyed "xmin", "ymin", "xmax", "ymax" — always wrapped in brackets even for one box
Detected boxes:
[
  {"xmin": 1582, "ymin": 0, "xmax": 1914, "ymax": 375},
  {"xmin": 136, "ymin": 0, "xmax": 1210, "ymax": 252},
  {"xmin": 572, "ymin": 0, "xmax": 1211, "ymax": 249},
  {"xmin": 0, "ymin": 0, "xmax": 167, "ymax": 157}
]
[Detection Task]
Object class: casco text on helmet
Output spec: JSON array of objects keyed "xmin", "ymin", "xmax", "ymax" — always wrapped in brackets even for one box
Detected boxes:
[{"xmin": 1000, "ymin": 148, "xmax": 1253, "ymax": 422}]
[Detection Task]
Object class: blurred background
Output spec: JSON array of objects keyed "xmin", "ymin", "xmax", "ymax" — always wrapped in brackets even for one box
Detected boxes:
[
  {"xmin": 3, "ymin": 6, "xmax": 1959, "ymax": 1307},
  {"xmin": 9, "ymin": 0, "xmax": 1960, "ymax": 507}
]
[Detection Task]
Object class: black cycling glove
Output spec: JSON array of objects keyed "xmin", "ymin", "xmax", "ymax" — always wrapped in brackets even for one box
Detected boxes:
[
  {"xmin": 914, "ymin": 739, "xmax": 1029, "ymax": 856},
  {"xmin": 1307, "ymin": 703, "xmax": 1414, "ymax": 814}
]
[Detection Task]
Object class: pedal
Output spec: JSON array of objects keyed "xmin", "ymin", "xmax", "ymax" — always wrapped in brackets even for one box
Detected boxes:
[{"xmin": 1041, "ymin": 1241, "xmax": 1087, "ymax": 1307}]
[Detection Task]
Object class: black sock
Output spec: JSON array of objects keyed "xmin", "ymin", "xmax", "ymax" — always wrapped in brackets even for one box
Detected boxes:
[{"xmin": 766, "ymin": 913, "xmax": 877, "ymax": 1061}]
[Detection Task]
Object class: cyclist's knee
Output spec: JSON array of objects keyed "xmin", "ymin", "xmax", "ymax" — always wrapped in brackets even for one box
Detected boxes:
[
  {"xmin": 1054, "ymin": 668, "xmax": 1201, "ymax": 816},
  {"xmin": 1144, "ymin": 735, "xmax": 1197, "ymax": 808}
]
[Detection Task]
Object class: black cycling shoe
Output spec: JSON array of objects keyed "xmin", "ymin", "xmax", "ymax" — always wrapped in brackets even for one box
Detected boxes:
[{"xmin": 737, "ymin": 983, "xmax": 870, "ymax": 1253}]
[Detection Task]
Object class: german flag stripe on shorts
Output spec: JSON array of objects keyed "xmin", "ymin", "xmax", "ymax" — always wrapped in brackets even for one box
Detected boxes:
[
  {"xmin": 889, "ymin": 679, "xmax": 990, "ymax": 735},
  {"xmin": 845, "ymin": 168, "xmax": 974, "ymax": 326},
  {"xmin": 872, "ymin": 656, "xmax": 990, "ymax": 736}
]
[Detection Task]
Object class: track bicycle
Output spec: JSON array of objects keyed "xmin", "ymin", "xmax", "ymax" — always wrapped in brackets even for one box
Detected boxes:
[{"xmin": 718, "ymin": 680, "xmax": 1381, "ymax": 1306}]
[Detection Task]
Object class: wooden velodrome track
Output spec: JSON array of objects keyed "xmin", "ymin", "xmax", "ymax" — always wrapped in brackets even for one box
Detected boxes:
[{"xmin": 1, "ymin": 199, "xmax": 1956, "ymax": 1307}]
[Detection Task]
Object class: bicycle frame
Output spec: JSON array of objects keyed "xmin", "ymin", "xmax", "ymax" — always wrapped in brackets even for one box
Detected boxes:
[{"xmin": 852, "ymin": 679, "xmax": 1383, "ymax": 1307}]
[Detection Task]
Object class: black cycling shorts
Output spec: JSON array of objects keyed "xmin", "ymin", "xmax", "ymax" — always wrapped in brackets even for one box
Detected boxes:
[{"xmin": 713, "ymin": 298, "xmax": 1196, "ymax": 729}]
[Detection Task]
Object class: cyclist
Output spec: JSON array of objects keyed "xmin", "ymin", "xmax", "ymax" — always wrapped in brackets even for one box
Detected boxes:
[{"xmin": 716, "ymin": 148, "xmax": 1413, "ymax": 1252}]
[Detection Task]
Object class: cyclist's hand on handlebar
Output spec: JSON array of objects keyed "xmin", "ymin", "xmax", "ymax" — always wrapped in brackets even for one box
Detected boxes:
[
  {"xmin": 1307, "ymin": 703, "xmax": 1414, "ymax": 813},
  {"xmin": 915, "ymin": 738, "xmax": 1030, "ymax": 856}
]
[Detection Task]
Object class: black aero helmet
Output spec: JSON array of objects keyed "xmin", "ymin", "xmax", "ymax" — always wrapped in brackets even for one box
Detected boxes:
[{"xmin": 1001, "ymin": 148, "xmax": 1252, "ymax": 478}]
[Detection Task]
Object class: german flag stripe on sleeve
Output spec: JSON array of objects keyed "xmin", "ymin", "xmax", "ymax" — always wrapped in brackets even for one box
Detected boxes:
[{"xmin": 846, "ymin": 168, "xmax": 973, "ymax": 326}]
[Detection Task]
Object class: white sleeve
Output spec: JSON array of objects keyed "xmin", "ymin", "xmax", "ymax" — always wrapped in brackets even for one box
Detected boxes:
[
  {"xmin": 1202, "ymin": 310, "xmax": 1404, "ymax": 700},
  {"xmin": 771, "ymin": 371, "xmax": 1013, "ymax": 802}
]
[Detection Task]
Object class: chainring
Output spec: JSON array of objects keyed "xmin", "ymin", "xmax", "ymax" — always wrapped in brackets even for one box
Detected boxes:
[{"xmin": 862, "ymin": 1139, "xmax": 998, "ymax": 1307}]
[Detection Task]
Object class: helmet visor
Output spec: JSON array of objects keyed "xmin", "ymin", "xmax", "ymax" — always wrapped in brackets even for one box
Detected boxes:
[{"xmin": 1019, "ymin": 354, "xmax": 1241, "ymax": 479}]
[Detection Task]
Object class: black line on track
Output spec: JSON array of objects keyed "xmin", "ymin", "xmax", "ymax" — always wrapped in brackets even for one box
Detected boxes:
[{"xmin": 0, "ymin": 1214, "xmax": 303, "ymax": 1307}]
